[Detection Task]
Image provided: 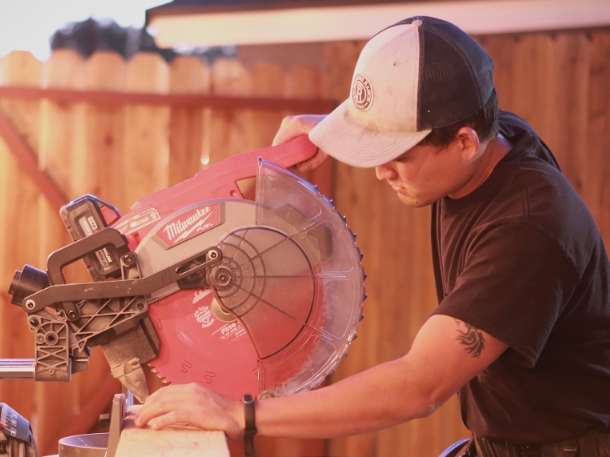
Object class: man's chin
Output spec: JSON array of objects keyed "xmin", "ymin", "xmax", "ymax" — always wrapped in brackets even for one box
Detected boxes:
[{"xmin": 396, "ymin": 193, "xmax": 433, "ymax": 208}]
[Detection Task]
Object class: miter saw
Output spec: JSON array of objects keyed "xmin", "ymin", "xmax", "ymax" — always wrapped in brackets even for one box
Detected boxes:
[{"xmin": 1, "ymin": 136, "xmax": 365, "ymax": 424}]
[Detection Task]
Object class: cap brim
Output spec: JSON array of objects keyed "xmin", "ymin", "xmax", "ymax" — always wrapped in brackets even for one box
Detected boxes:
[{"xmin": 309, "ymin": 99, "xmax": 432, "ymax": 168}]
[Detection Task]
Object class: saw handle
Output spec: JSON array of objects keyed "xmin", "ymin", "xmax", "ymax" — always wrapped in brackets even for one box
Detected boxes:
[
  {"xmin": 129, "ymin": 135, "xmax": 318, "ymax": 213},
  {"xmin": 204, "ymin": 134, "xmax": 318, "ymax": 199}
]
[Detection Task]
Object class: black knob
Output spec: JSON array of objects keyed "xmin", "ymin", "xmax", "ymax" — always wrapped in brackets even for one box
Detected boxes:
[{"xmin": 8, "ymin": 265, "xmax": 50, "ymax": 307}]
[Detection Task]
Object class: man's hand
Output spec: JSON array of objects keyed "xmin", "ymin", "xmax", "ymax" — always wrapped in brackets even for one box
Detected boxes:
[
  {"xmin": 134, "ymin": 383, "xmax": 244, "ymax": 439},
  {"xmin": 272, "ymin": 115, "xmax": 330, "ymax": 172}
]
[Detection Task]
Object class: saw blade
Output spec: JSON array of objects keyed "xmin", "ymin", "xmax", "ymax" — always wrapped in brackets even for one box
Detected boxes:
[
  {"xmin": 138, "ymin": 200, "xmax": 261, "ymax": 400},
  {"xmin": 137, "ymin": 162, "xmax": 365, "ymax": 400}
]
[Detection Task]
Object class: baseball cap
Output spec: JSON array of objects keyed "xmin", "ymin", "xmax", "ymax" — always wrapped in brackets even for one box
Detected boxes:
[{"xmin": 309, "ymin": 16, "xmax": 495, "ymax": 168}]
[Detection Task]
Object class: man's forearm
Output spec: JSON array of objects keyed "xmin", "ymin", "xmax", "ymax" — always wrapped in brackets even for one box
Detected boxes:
[{"xmin": 255, "ymin": 358, "xmax": 438, "ymax": 438}]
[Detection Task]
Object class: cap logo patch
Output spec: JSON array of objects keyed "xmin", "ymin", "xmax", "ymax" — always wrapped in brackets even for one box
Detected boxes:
[{"xmin": 352, "ymin": 74, "xmax": 373, "ymax": 111}]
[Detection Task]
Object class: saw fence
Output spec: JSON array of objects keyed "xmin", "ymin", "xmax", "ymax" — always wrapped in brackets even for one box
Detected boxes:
[{"xmin": 1, "ymin": 28, "xmax": 610, "ymax": 457}]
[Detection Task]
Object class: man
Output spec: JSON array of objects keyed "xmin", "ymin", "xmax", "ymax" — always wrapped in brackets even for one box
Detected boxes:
[{"xmin": 135, "ymin": 17, "xmax": 610, "ymax": 456}]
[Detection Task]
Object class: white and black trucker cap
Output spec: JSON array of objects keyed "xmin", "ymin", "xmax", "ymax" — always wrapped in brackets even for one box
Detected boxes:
[{"xmin": 309, "ymin": 16, "xmax": 495, "ymax": 168}]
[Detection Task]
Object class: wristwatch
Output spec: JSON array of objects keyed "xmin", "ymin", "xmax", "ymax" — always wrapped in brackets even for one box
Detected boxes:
[{"xmin": 243, "ymin": 394, "xmax": 257, "ymax": 457}]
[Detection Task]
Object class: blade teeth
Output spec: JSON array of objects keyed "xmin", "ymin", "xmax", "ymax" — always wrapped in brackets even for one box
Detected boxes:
[
  {"xmin": 333, "ymin": 207, "xmax": 348, "ymax": 226},
  {"xmin": 148, "ymin": 363, "xmax": 170, "ymax": 384},
  {"xmin": 357, "ymin": 247, "xmax": 364, "ymax": 262},
  {"xmin": 346, "ymin": 227, "xmax": 357, "ymax": 242},
  {"xmin": 321, "ymin": 195, "xmax": 334, "ymax": 208}
]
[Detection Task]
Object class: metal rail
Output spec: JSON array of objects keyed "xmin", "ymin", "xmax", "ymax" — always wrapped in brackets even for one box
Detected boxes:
[{"xmin": 0, "ymin": 358, "xmax": 35, "ymax": 379}]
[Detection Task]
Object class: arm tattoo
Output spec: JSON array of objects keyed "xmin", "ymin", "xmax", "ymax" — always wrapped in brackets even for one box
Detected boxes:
[{"xmin": 454, "ymin": 319, "xmax": 485, "ymax": 358}]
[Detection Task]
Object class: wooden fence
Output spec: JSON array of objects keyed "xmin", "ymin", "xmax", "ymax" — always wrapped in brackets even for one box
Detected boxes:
[{"xmin": 0, "ymin": 27, "xmax": 609, "ymax": 457}]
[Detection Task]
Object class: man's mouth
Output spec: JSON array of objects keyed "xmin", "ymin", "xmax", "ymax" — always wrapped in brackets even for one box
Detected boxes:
[{"xmin": 388, "ymin": 182, "xmax": 404, "ymax": 193}]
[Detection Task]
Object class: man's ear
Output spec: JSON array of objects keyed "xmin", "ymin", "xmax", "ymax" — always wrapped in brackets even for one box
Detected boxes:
[{"xmin": 455, "ymin": 127, "xmax": 481, "ymax": 162}]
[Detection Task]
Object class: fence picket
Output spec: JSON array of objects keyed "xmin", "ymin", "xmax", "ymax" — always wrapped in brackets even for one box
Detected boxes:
[
  {"xmin": 0, "ymin": 50, "xmax": 43, "ymax": 442},
  {"xmin": 206, "ymin": 59, "xmax": 251, "ymax": 165},
  {"xmin": 123, "ymin": 53, "xmax": 170, "ymax": 208},
  {"xmin": 168, "ymin": 56, "xmax": 210, "ymax": 186},
  {"xmin": 587, "ymin": 33, "xmax": 610, "ymax": 241}
]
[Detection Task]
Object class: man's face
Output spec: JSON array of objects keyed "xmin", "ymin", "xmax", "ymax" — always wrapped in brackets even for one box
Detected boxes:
[{"xmin": 375, "ymin": 139, "xmax": 475, "ymax": 207}]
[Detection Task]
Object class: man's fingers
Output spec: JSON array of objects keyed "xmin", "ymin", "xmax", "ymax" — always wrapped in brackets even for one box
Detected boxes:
[
  {"xmin": 148, "ymin": 410, "xmax": 190, "ymax": 430},
  {"xmin": 135, "ymin": 398, "xmax": 173, "ymax": 426},
  {"xmin": 272, "ymin": 116, "xmax": 300, "ymax": 146},
  {"xmin": 135, "ymin": 387, "xmax": 193, "ymax": 425},
  {"xmin": 272, "ymin": 114, "xmax": 327, "ymax": 146},
  {"xmin": 297, "ymin": 149, "xmax": 330, "ymax": 172}
]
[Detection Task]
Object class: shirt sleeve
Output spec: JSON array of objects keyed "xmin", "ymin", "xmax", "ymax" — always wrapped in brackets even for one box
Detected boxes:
[{"xmin": 432, "ymin": 221, "xmax": 580, "ymax": 368}]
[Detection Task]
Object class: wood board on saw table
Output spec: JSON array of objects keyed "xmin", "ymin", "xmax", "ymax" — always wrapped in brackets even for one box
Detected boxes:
[{"xmin": 115, "ymin": 408, "xmax": 230, "ymax": 457}]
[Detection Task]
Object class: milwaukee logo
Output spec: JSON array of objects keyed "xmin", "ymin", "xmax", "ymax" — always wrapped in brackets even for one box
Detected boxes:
[
  {"xmin": 163, "ymin": 207, "xmax": 212, "ymax": 240},
  {"xmin": 157, "ymin": 204, "xmax": 222, "ymax": 248}
]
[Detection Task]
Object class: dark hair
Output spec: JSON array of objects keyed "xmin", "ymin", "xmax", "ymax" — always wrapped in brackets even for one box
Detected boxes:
[{"xmin": 419, "ymin": 89, "xmax": 499, "ymax": 148}]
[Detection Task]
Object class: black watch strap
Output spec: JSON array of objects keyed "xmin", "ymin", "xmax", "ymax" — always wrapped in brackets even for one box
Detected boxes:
[{"xmin": 243, "ymin": 394, "xmax": 257, "ymax": 457}]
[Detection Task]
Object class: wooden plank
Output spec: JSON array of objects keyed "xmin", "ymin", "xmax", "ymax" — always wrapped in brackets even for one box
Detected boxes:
[
  {"xmin": 205, "ymin": 59, "xmax": 251, "ymax": 166},
  {"xmin": 246, "ymin": 62, "xmax": 285, "ymax": 151},
  {"xmin": 0, "ymin": 50, "xmax": 43, "ymax": 433},
  {"xmin": 321, "ymin": 40, "xmax": 366, "ymax": 100},
  {"xmin": 547, "ymin": 33, "xmax": 590, "ymax": 190},
  {"xmin": 123, "ymin": 53, "xmax": 170, "ymax": 207},
  {"xmin": 587, "ymin": 33, "xmax": 610, "ymax": 238},
  {"xmin": 237, "ymin": 62, "xmax": 285, "ymax": 199},
  {"xmin": 115, "ymin": 407, "xmax": 229, "ymax": 457},
  {"xmin": 510, "ymin": 34, "xmax": 556, "ymax": 138},
  {"xmin": 168, "ymin": 56, "xmax": 210, "ymax": 186},
  {"xmin": 80, "ymin": 51, "xmax": 127, "ymax": 209},
  {"xmin": 478, "ymin": 34, "xmax": 518, "ymax": 111}
]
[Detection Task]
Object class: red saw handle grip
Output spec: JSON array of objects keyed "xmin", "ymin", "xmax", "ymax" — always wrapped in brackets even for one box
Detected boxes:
[{"xmin": 125, "ymin": 135, "xmax": 318, "ymax": 219}]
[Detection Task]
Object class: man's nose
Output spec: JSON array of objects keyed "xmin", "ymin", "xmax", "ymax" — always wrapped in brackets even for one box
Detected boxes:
[{"xmin": 375, "ymin": 164, "xmax": 396, "ymax": 181}]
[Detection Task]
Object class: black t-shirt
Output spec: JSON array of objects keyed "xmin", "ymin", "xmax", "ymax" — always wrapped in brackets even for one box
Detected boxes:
[{"xmin": 431, "ymin": 111, "xmax": 610, "ymax": 443}]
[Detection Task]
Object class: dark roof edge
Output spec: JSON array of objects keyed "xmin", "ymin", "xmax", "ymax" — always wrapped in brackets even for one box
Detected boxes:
[{"xmin": 145, "ymin": 0, "xmax": 440, "ymax": 25}]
